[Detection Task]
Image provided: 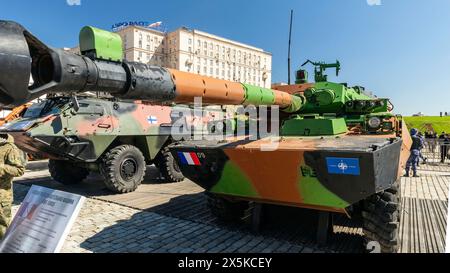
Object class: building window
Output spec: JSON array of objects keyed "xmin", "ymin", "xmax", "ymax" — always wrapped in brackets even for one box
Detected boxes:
[
  {"xmin": 203, "ymin": 66, "xmax": 207, "ymax": 74},
  {"xmin": 210, "ymin": 60, "xmax": 213, "ymax": 66},
  {"xmin": 210, "ymin": 68, "xmax": 213, "ymax": 75},
  {"xmin": 197, "ymin": 65, "xmax": 200, "ymax": 73},
  {"xmin": 197, "ymin": 40, "xmax": 201, "ymax": 48},
  {"xmin": 146, "ymin": 45, "xmax": 150, "ymax": 51},
  {"xmin": 216, "ymin": 68, "xmax": 219, "ymax": 76},
  {"xmin": 204, "ymin": 42, "xmax": 207, "ymax": 49},
  {"xmin": 188, "ymin": 38, "xmax": 192, "ymax": 45},
  {"xmin": 188, "ymin": 47, "xmax": 192, "ymax": 52}
]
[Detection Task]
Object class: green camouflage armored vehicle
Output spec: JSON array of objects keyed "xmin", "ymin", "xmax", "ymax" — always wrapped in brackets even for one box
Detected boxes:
[
  {"xmin": 0, "ymin": 95, "xmax": 185, "ymax": 193},
  {"xmin": 0, "ymin": 21, "xmax": 411, "ymax": 252}
]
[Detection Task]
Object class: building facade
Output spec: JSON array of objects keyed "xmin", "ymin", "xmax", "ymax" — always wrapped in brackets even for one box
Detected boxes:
[{"xmin": 115, "ymin": 26, "xmax": 272, "ymax": 88}]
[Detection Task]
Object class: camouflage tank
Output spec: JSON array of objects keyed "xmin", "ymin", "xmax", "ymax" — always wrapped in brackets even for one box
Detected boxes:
[
  {"xmin": 0, "ymin": 95, "xmax": 185, "ymax": 193},
  {"xmin": 0, "ymin": 21, "xmax": 410, "ymax": 252}
]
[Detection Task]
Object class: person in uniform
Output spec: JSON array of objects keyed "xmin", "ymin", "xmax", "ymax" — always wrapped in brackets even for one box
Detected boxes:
[
  {"xmin": 405, "ymin": 128, "xmax": 424, "ymax": 177},
  {"xmin": 0, "ymin": 133, "xmax": 25, "ymax": 240},
  {"xmin": 417, "ymin": 132, "xmax": 427, "ymax": 165}
]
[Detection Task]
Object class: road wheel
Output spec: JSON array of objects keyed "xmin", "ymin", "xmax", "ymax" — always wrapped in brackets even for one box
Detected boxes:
[
  {"xmin": 100, "ymin": 145, "xmax": 145, "ymax": 193},
  {"xmin": 155, "ymin": 146, "xmax": 184, "ymax": 182},
  {"xmin": 49, "ymin": 159, "xmax": 89, "ymax": 185},
  {"xmin": 206, "ymin": 192, "xmax": 249, "ymax": 222},
  {"xmin": 362, "ymin": 179, "xmax": 401, "ymax": 253}
]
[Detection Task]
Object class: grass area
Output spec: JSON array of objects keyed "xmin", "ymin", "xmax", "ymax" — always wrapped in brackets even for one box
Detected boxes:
[{"xmin": 404, "ymin": 116, "xmax": 450, "ymax": 133}]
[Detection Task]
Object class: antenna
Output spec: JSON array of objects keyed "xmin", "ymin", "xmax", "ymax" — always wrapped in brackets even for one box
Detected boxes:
[{"xmin": 288, "ymin": 9, "xmax": 293, "ymax": 85}]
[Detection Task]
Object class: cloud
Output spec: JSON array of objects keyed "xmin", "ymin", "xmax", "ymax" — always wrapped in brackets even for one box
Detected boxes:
[
  {"xmin": 67, "ymin": 0, "xmax": 81, "ymax": 6},
  {"xmin": 367, "ymin": 0, "xmax": 381, "ymax": 6}
]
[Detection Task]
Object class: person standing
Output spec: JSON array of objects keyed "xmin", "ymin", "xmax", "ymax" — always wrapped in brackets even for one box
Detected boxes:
[
  {"xmin": 417, "ymin": 132, "xmax": 427, "ymax": 165},
  {"xmin": 439, "ymin": 132, "xmax": 450, "ymax": 163},
  {"xmin": 430, "ymin": 132, "xmax": 437, "ymax": 154},
  {"xmin": 0, "ymin": 133, "xmax": 25, "ymax": 240},
  {"xmin": 405, "ymin": 128, "xmax": 424, "ymax": 177}
]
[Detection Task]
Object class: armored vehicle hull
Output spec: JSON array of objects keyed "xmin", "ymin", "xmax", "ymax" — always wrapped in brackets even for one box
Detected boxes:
[
  {"xmin": 0, "ymin": 96, "xmax": 185, "ymax": 193},
  {"xmin": 171, "ymin": 135, "xmax": 403, "ymax": 212}
]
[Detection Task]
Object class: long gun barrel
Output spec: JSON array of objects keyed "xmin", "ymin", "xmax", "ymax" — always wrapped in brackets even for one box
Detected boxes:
[{"xmin": 0, "ymin": 21, "xmax": 303, "ymax": 112}]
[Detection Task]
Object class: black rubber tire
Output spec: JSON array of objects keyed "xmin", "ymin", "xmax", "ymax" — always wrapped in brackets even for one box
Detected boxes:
[
  {"xmin": 206, "ymin": 193, "xmax": 249, "ymax": 222},
  {"xmin": 100, "ymin": 145, "xmax": 146, "ymax": 193},
  {"xmin": 155, "ymin": 146, "xmax": 184, "ymax": 182},
  {"xmin": 49, "ymin": 159, "xmax": 89, "ymax": 185},
  {"xmin": 362, "ymin": 179, "xmax": 401, "ymax": 253}
]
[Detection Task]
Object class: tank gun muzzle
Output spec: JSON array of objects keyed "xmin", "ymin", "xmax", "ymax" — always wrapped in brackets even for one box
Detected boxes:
[
  {"xmin": 0, "ymin": 20, "xmax": 178, "ymax": 108},
  {"xmin": 0, "ymin": 21, "xmax": 34, "ymax": 107}
]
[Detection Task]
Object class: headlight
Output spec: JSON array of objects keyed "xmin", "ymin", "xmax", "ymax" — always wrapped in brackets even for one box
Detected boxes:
[{"xmin": 368, "ymin": 117, "xmax": 381, "ymax": 128}]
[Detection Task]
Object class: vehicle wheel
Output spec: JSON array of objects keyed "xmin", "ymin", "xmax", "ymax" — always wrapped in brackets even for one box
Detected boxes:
[
  {"xmin": 100, "ymin": 145, "xmax": 146, "ymax": 193},
  {"xmin": 49, "ymin": 159, "xmax": 89, "ymax": 185},
  {"xmin": 361, "ymin": 179, "xmax": 401, "ymax": 253},
  {"xmin": 206, "ymin": 192, "xmax": 249, "ymax": 222},
  {"xmin": 155, "ymin": 146, "xmax": 184, "ymax": 182}
]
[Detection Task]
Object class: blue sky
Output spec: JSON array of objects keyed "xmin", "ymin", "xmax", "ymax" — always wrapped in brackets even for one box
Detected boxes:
[{"xmin": 1, "ymin": 0, "xmax": 449, "ymax": 115}]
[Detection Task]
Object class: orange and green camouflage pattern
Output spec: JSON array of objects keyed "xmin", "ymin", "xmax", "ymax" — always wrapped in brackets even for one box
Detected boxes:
[
  {"xmin": 171, "ymin": 132, "xmax": 408, "ymax": 213},
  {"xmin": 169, "ymin": 75, "xmax": 411, "ymax": 213}
]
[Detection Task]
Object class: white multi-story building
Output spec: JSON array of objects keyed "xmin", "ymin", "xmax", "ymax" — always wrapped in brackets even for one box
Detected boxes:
[{"xmin": 115, "ymin": 26, "xmax": 272, "ymax": 88}]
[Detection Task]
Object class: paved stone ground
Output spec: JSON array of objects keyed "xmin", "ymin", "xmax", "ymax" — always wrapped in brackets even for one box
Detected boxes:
[
  {"xmin": 11, "ymin": 183, "xmax": 325, "ymax": 253},
  {"xmin": 9, "ymin": 159, "xmax": 449, "ymax": 253}
]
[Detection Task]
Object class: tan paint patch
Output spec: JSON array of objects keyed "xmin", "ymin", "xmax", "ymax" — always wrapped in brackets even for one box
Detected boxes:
[
  {"xmin": 224, "ymin": 148, "xmax": 304, "ymax": 203},
  {"xmin": 75, "ymin": 115, "xmax": 114, "ymax": 136}
]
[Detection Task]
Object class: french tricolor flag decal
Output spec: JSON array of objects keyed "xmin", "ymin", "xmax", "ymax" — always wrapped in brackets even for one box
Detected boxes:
[{"xmin": 178, "ymin": 152, "xmax": 201, "ymax": 166}]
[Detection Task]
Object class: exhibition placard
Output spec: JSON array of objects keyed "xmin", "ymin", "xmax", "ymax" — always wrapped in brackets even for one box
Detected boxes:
[{"xmin": 0, "ymin": 185, "xmax": 85, "ymax": 253}]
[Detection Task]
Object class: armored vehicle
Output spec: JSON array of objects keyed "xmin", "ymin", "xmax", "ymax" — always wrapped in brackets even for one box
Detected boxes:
[
  {"xmin": 0, "ymin": 21, "xmax": 410, "ymax": 252},
  {"xmin": 0, "ymin": 95, "xmax": 185, "ymax": 193}
]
